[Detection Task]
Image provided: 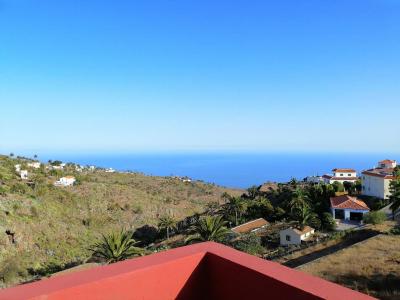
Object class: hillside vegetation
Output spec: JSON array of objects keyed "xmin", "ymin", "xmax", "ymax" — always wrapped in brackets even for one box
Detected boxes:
[{"xmin": 0, "ymin": 155, "xmax": 242, "ymax": 287}]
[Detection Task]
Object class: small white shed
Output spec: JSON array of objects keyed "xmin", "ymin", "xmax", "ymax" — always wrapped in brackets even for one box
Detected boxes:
[{"xmin": 279, "ymin": 226, "xmax": 315, "ymax": 246}]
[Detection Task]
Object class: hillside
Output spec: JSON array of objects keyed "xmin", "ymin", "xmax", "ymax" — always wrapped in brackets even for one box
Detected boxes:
[{"xmin": 0, "ymin": 155, "xmax": 242, "ymax": 287}]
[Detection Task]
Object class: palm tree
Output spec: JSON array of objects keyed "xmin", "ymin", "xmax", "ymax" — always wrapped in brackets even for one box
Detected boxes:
[
  {"xmin": 224, "ymin": 197, "xmax": 247, "ymax": 226},
  {"xmin": 158, "ymin": 215, "xmax": 176, "ymax": 239},
  {"xmin": 205, "ymin": 201, "xmax": 220, "ymax": 215},
  {"xmin": 90, "ymin": 230, "xmax": 143, "ymax": 263},
  {"xmin": 289, "ymin": 188, "xmax": 310, "ymax": 212},
  {"xmin": 389, "ymin": 167, "xmax": 400, "ymax": 220},
  {"xmin": 291, "ymin": 202, "xmax": 313, "ymax": 229},
  {"xmin": 185, "ymin": 216, "xmax": 230, "ymax": 244}
]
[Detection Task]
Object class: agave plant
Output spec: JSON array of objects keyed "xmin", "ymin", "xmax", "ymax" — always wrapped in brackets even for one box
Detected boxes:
[
  {"xmin": 185, "ymin": 215, "xmax": 230, "ymax": 244},
  {"xmin": 90, "ymin": 230, "xmax": 143, "ymax": 263}
]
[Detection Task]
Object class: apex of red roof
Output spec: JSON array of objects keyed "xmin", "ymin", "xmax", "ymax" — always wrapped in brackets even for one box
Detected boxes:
[
  {"xmin": 0, "ymin": 242, "xmax": 375, "ymax": 300},
  {"xmin": 330, "ymin": 195, "xmax": 370, "ymax": 211}
]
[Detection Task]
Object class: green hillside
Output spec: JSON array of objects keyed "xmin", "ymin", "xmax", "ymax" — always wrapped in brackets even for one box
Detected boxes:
[{"xmin": 0, "ymin": 155, "xmax": 242, "ymax": 287}]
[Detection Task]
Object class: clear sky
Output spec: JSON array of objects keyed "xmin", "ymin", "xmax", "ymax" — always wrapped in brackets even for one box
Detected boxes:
[{"xmin": 1, "ymin": 0, "xmax": 399, "ymax": 154}]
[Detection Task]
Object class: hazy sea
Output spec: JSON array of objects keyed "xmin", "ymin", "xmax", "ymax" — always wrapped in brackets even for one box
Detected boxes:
[{"xmin": 37, "ymin": 152, "xmax": 399, "ymax": 189}]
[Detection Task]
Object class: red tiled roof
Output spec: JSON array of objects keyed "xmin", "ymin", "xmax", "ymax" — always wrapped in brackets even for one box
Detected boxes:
[
  {"xmin": 362, "ymin": 168, "xmax": 395, "ymax": 179},
  {"xmin": 231, "ymin": 218, "xmax": 269, "ymax": 234},
  {"xmin": 379, "ymin": 159, "xmax": 395, "ymax": 164},
  {"xmin": 330, "ymin": 195, "xmax": 370, "ymax": 211},
  {"xmin": 332, "ymin": 168, "xmax": 356, "ymax": 173}
]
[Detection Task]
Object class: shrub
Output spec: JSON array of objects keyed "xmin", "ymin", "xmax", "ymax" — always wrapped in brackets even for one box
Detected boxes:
[
  {"xmin": 321, "ymin": 212, "xmax": 336, "ymax": 231},
  {"xmin": 10, "ymin": 183, "xmax": 28, "ymax": 194},
  {"xmin": 389, "ymin": 226, "xmax": 400, "ymax": 235},
  {"xmin": 232, "ymin": 233, "xmax": 264, "ymax": 256},
  {"xmin": 332, "ymin": 181, "xmax": 345, "ymax": 193},
  {"xmin": 363, "ymin": 211, "xmax": 386, "ymax": 225},
  {"xmin": 0, "ymin": 257, "xmax": 28, "ymax": 285}
]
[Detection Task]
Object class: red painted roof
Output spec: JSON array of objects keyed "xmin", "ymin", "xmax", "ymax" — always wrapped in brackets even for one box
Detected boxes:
[
  {"xmin": 330, "ymin": 195, "xmax": 370, "ymax": 211},
  {"xmin": 0, "ymin": 242, "xmax": 375, "ymax": 300}
]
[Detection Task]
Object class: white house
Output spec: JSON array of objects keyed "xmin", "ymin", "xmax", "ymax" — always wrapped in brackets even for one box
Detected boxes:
[
  {"xmin": 361, "ymin": 160, "xmax": 397, "ymax": 199},
  {"xmin": 105, "ymin": 168, "xmax": 115, "ymax": 173},
  {"xmin": 330, "ymin": 195, "xmax": 370, "ymax": 221},
  {"xmin": 279, "ymin": 226, "xmax": 315, "ymax": 246},
  {"xmin": 322, "ymin": 168, "xmax": 358, "ymax": 184},
  {"xmin": 20, "ymin": 170, "xmax": 28, "ymax": 180},
  {"xmin": 305, "ymin": 176, "xmax": 323, "ymax": 183},
  {"xmin": 14, "ymin": 164, "xmax": 21, "ymax": 172},
  {"xmin": 55, "ymin": 176, "xmax": 76, "ymax": 186},
  {"xmin": 27, "ymin": 162, "xmax": 41, "ymax": 169}
]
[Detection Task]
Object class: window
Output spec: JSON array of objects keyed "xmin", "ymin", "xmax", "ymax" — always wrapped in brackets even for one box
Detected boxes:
[
  {"xmin": 348, "ymin": 174, "xmax": 351, "ymax": 176},
  {"xmin": 340, "ymin": 173, "xmax": 344, "ymax": 176},
  {"xmin": 286, "ymin": 235, "xmax": 291, "ymax": 241}
]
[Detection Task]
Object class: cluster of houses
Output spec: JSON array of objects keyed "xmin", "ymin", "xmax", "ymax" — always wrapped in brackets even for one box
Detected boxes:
[
  {"xmin": 14, "ymin": 161, "xmax": 77, "ymax": 187},
  {"xmin": 306, "ymin": 159, "xmax": 397, "ymax": 200},
  {"xmin": 14, "ymin": 161, "xmax": 41, "ymax": 180},
  {"xmin": 233, "ymin": 159, "xmax": 398, "ymax": 247}
]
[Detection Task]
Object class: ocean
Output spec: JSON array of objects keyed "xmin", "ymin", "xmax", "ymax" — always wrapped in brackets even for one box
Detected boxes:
[{"xmin": 38, "ymin": 152, "xmax": 399, "ymax": 189}]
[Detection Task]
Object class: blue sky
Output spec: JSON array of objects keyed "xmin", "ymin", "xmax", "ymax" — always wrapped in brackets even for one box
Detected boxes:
[{"xmin": 0, "ymin": 0, "xmax": 399, "ymax": 154}]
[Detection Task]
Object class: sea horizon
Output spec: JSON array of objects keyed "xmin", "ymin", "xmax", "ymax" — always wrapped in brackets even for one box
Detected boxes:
[{"xmin": 19, "ymin": 152, "xmax": 400, "ymax": 189}]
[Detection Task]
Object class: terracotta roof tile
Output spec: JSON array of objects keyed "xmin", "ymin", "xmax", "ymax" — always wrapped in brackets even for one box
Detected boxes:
[
  {"xmin": 231, "ymin": 218, "xmax": 269, "ymax": 234},
  {"xmin": 330, "ymin": 195, "xmax": 370, "ymax": 211},
  {"xmin": 332, "ymin": 168, "xmax": 356, "ymax": 173}
]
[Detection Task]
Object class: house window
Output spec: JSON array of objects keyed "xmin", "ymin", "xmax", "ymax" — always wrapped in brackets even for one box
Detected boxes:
[
  {"xmin": 286, "ymin": 235, "xmax": 291, "ymax": 241},
  {"xmin": 348, "ymin": 174, "xmax": 351, "ymax": 176},
  {"xmin": 340, "ymin": 173, "xmax": 344, "ymax": 176}
]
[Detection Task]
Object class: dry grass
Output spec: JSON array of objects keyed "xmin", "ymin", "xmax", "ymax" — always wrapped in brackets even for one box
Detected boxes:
[
  {"xmin": 0, "ymin": 156, "xmax": 243, "ymax": 287},
  {"xmin": 299, "ymin": 228, "xmax": 400, "ymax": 299}
]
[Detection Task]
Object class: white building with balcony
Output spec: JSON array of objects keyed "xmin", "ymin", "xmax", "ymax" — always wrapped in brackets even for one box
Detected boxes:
[
  {"xmin": 361, "ymin": 160, "xmax": 397, "ymax": 199},
  {"xmin": 322, "ymin": 168, "xmax": 358, "ymax": 184}
]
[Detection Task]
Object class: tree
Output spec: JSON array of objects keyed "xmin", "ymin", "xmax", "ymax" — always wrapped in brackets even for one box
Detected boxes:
[
  {"xmin": 389, "ymin": 167, "xmax": 400, "ymax": 220},
  {"xmin": 158, "ymin": 215, "xmax": 176, "ymax": 239},
  {"xmin": 9, "ymin": 153, "xmax": 14, "ymax": 157},
  {"xmin": 343, "ymin": 181, "xmax": 356, "ymax": 195},
  {"xmin": 246, "ymin": 185, "xmax": 259, "ymax": 199},
  {"xmin": 332, "ymin": 181, "xmax": 345, "ymax": 193},
  {"xmin": 246, "ymin": 197, "xmax": 273, "ymax": 220},
  {"xmin": 90, "ymin": 230, "xmax": 143, "ymax": 263},
  {"xmin": 289, "ymin": 188, "xmax": 309, "ymax": 212},
  {"xmin": 185, "ymin": 216, "xmax": 230, "ymax": 244},
  {"xmin": 223, "ymin": 196, "xmax": 247, "ymax": 226},
  {"xmin": 291, "ymin": 202, "xmax": 313, "ymax": 229}
]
